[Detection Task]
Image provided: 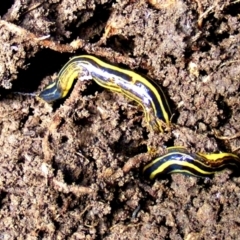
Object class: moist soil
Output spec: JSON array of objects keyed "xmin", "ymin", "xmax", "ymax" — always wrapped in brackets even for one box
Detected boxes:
[{"xmin": 0, "ymin": 0, "xmax": 240, "ymax": 239}]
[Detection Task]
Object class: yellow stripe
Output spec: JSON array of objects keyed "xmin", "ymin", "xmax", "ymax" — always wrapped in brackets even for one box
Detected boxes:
[
  {"xmin": 147, "ymin": 159, "xmax": 214, "ymax": 179},
  {"xmin": 57, "ymin": 62, "xmax": 81, "ymax": 97},
  {"xmin": 197, "ymin": 152, "xmax": 240, "ymax": 161}
]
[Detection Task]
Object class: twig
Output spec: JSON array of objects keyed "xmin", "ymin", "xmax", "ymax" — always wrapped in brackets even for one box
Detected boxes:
[{"xmin": 215, "ymin": 131, "xmax": 240, "ymax": 140}]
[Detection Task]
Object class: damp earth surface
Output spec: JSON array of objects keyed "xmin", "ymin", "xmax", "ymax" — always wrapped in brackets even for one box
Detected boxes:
[{"xmin": 0, "ymin": 0, "xmax": 240, "ymax": 239}]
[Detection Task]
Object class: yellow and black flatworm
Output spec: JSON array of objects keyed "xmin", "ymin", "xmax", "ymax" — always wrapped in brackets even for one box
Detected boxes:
[
  {"xmin": 38, "ymin": 55, "xmax": 240, "ymax": 179},
  {"xmin": 38, "ymin": 55, "xmax": 172, "ymax": 132},
  {"xmin": 143, "ymin": 146, "xmax": 240, "ymax": 179}
]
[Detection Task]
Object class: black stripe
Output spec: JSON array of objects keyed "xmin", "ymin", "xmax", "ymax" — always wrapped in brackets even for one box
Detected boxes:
[
  {"xmin": 142, "ymin": 76, "xmax": 172, "ymax": 119},
  {"xmin": 144, "ymin": 153, "xmax": 215, "ymax": 179},
  {"xmin": 162, "ymin": 164, "xmax": 214, "ymax": 177},
  {"xmin": 143, "ymin": 153, "xmax": 192, "ymax": 178}
]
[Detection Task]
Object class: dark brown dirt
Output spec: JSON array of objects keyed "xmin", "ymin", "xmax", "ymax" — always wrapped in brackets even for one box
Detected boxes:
[{"xmin": 0, "ymin": 0, "xmax": 240, "ymax": 239}]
